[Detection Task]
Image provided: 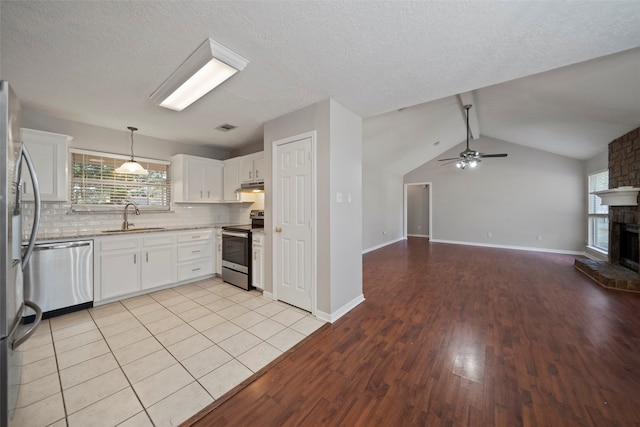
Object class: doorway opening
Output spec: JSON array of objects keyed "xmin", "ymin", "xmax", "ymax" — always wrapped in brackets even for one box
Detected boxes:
[{"xmin": 404, "ymin": 182, "xmax": 432, "ymax": 240}]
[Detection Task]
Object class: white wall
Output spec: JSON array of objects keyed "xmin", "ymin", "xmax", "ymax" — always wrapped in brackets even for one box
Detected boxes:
[
  {"xmin": 404, "ymin": 136, "xmax": 586, "ymax": 253},
  {"xmin": 231, "ymin": 141, "xmax": 264, "ymax": 158},
  {"xmin": 407, "ymin": 184, "xmax": 429, "ymax": 236},
  {"xmin": 263, "ymin": 99, "xmax": 363, "ymax": 320},
  {"xmin": 263, "ymin": 100, "xmax": 330, "ymax": 303},
  {"xmin": 585, "ymin": 150, "xmax": 607, "ymax": 175},
  {"xmin": 0, "ymin": 5, "xmax": 2, "ymax": 74},
  {"xmin": 328, "ymin": 99, "xmax": 363, "ymax": 314},
  {"xmin": 362, "ymin": 163, "xmax": 404, "ymax": 251},
  {"xmin": 22, "ymin": 109, "xmax": 229, "ymax": 161},
  {"xmin": 19, "ymin": 110, "xmax": 258, "ymax": 238}
]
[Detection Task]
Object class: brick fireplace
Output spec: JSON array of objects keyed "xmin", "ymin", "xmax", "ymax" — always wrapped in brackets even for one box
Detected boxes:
[
  {"xmin": 575, "ymin": 126, "xmax": 640, "ymax": 291},
  {"xmin": 608, "ymin": 127, "xmax": 640, "ymax": 270}
]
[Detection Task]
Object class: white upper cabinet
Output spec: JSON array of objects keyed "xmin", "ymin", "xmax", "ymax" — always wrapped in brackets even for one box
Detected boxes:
[
  {"xmin": 240, "ymin": 152, "xmax": 264, "ymax": 183},
  {"xmin": 171, "ymin": 154, "xmax": 223, "ymax": 203},
  {"xmin": 21, "ymin": 128, "xmax": 72, "ymax": 201},
  {"xmin": 223, "ymin": 157, "xmax": 254, "ymax": 203}
]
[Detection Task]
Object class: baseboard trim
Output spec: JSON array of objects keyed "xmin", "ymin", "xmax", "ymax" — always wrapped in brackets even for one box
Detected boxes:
[
  {"xmin": 407, "ymin": 234, "xmax": 429, "ymax": 238},
  {"xmin": 316, "ymin": 294, "xmax": 365, "ymax": 323},
  {"xmin": 429, "ymin": 239, "xmax": 584, "ymax": 255},
  {"xmin": 262, "ymin": 291, "xmax": 274, "ymax": 300},
  {"xmin": 363, "ymin": 237, "xmax": 405, "ymax": 254}
]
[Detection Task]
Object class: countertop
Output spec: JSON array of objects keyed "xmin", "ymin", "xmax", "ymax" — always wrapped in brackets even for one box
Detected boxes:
[{"xmin": 29, "ymin": 224, "xmax": 225, "ymax": 244}]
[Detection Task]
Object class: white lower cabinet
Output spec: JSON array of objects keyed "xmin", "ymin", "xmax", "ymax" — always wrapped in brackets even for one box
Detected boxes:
[
  {"xmin": 98, "ymin": 236, "xmax": 142, "ymax": 300},
  {"xmin": 177, "ymin": 230, "xmax": 214, "ymax": 282},
  {"xmin": 141, "ymin": 234, "xmax": 177, "ymax": 290},
  {"xmin": 95, "ymin": 229, "xmax": 213, "ymax": 303},
  {"xmin": 101, "ymin": 249, "xmax": 141, "ymax": 300},
  {"xmin": 252, "ymin": 231, "xmax": 264, "ymax": 290},
  {"xmin": 215, "ymin": 228, "xmax": 223, "ymax": 276}
]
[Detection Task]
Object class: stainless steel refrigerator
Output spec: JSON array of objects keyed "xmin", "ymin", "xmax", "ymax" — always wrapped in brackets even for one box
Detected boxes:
[{"xmin": 0, "ymin": 81, "xmax": 43, "ymax": 427}]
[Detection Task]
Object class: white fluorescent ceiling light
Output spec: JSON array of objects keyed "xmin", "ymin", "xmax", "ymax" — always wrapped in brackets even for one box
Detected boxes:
[{"xmin": 150, "ymin": 38, "xmax": 249, "ymax": 111}]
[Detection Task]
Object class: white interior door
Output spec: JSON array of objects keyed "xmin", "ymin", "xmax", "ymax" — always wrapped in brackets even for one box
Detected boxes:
[{"xmin": 274, "ymin": 135, "xmax": 313, "ymax": 312}]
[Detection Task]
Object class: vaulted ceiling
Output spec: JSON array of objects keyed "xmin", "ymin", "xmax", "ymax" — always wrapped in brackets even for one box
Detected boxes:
[{"xmin": 2, "ymin": 1, "xmax": 640, "ymax": 174}]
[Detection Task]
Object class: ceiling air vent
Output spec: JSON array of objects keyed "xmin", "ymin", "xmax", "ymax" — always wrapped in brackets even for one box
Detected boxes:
[{"xmin": 215, "ymin": 123, "xmax": 237, "ymax": 132}]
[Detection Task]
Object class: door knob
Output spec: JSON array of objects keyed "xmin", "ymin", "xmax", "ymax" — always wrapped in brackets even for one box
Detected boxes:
[{"xmin": 275, "ymin": 226, "xmax": 282, "ymax": 233}]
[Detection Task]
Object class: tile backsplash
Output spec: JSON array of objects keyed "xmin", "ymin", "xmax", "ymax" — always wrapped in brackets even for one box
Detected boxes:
[{"xmin": 21, "ymin": 201, "xmax": 258, "ymax": 240}]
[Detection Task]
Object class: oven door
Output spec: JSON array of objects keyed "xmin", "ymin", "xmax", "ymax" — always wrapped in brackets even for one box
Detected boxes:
[{"xmin": 221, "ymin": 231, "xmax": 249, "ymax": 274}]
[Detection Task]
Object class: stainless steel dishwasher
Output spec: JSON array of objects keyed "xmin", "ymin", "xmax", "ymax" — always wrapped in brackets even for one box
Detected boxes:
[{"xmin": 22, "ymin": 240, "xmax": 93, "ymax": 321}]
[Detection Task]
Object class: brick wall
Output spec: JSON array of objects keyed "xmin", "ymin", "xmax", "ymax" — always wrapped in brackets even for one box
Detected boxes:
[{"xmin": 608, "ymin": 126, "xmax": 640, "ymax": 264}]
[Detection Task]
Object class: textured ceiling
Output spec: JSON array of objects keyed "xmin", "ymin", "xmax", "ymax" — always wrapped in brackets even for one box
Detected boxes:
[{"xmin": 2, "ymin": 1, "xmax": 640, "ymax": 172}]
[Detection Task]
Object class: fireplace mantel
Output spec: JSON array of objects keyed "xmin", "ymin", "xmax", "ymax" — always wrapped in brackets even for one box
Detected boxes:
[{"xmin": 593, "ymin": 186, "xmax": 640, "ymax": 206}]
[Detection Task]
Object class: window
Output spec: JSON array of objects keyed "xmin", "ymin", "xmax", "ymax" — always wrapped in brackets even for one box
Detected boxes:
[
  {"xmin": 71, "ymin": 149, "xmax": 170, "ymax": 210},
  {"xmin": 588, "ymin": 170, "xmax": 609, "ymax": 252}
]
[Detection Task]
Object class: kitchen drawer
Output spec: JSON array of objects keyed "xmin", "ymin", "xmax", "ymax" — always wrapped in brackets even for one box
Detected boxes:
[
  {"xmin": 143, "ymin": 234, "xmax": 175, "ymax": 247},
  {"xmin": 177, "ymin": 230, "xmax": 213, "ymax": 243},
  {"xmin": 100, "ymin": 237, "xmax": 140, "ymax": 252},
  {"xmin": 177, "ymin": 241, "xmax": 213, "ymax": 262},
  {"xmin": 178, "ymin": 258, "xmax": 213, "ymax": 282}
]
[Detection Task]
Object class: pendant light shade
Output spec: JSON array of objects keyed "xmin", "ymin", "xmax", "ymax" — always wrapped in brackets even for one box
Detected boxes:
[{"xmin": 115, "ymin": 126, "xmax": 148, "ymax": 175}]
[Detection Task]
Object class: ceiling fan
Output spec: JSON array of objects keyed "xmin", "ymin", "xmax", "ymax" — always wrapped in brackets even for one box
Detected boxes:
[{"xmin": 439, "ymin": 104, "xmax": 507, "ymax": 169}]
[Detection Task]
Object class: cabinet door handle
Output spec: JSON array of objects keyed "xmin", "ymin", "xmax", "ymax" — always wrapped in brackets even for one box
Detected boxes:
[
  {"xmin": 200, "ymin": 190, "xmax": 203, "ymax": 198},
  {"xmin": 134, "ymin": 254, "xmax": 137, "ymax": 264},
  {"xmin": 254, "ymin": 252, "xmax": 256, "ymax": 261},
  {"xmin": 207, "ymin": 191, "xmax": 210, "ymax": 198},
  {"xmin": 249, "ymin": 171, "xmax": 252, "ymax": 180},
  {"xmin": 255, "ymin": 170, "xmax": 259, "ymax": 178},
  {"xmin": 146, "ymin": 253, "xmax": 149, "ymax": 263},
  {"xmin": 192, "ymin": 250, "xmax": 201, "ymax": 254},
  {"xmin": 192, "ymin": 267, "xmax": 201, "ymax": 272},
  {"xmin": 192, "ymin": 235, "xmax": 201, "ymax": 239}
]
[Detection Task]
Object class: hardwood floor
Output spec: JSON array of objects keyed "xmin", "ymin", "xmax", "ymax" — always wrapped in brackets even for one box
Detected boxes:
[{"xmin": 186, "ymin": 238, "xmax": 640, "ymax": 426}]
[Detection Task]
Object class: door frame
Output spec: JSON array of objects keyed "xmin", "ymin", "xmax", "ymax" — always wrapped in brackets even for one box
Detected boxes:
[
  {"xmin": 271, "ymin": 131, "xmax": 317, "ymax": 315},
  {"xmin": 404, "ymin": 182, "xmax": 433, "ymax": 239}
]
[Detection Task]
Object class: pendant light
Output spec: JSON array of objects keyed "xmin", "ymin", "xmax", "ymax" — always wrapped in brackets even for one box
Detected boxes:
[{"xmin": 115, "ymin": 126, "xmax": 148, "ymax": 175}]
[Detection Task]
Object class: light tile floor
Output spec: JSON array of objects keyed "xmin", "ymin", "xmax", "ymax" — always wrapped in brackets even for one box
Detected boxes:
[{"xmin": 13, "ymin": 277, "xmax": 325, "ymax": 427}]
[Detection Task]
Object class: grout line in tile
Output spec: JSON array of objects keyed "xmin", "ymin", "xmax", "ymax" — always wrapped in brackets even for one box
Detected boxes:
[{"xmin": 21, "ymin": 277, "xmax": 323, "ymax": 427}]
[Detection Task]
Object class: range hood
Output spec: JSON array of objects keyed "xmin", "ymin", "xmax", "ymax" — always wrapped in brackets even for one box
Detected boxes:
[{"xmin": 239, "ymin": 181, "xmax": 264, "ymax": 192}]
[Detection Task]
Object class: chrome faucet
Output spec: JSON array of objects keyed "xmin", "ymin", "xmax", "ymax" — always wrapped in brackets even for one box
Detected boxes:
[{"xmin": 123, "ymin": 202, "xmax": 140, "ymax": 230}]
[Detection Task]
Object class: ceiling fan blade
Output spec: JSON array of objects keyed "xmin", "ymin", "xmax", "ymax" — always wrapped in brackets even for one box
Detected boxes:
[
  {"xmin": 440, "ymin": 159, "xmax": 460, "ymax": 166},
  {"xmin": 438, "ymin": 157, "xmax": 461, "ymax": 161},
  {"xmin": 478, "ymin": 153, "xmax": 508, "ymax": 158}
]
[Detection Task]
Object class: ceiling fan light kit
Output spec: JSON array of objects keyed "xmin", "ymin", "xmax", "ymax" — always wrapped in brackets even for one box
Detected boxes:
[
  {"xmin": 439, "ymin": 104, "xmax": 507, "ymax": 169},
  {"xmin": 456, "ymin": 159, "xmax": 479, "ymax": 169}
]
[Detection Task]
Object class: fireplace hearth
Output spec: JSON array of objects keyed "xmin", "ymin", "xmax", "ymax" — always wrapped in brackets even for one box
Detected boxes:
[{"xmin": 574, "ymin": 125, "xmax": 640, "ymax": 293}]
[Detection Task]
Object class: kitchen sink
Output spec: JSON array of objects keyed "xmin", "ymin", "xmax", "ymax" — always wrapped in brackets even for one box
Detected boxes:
[{"xmin": 102, "ymin": 227, "xmax": 166, "ymax": 233}]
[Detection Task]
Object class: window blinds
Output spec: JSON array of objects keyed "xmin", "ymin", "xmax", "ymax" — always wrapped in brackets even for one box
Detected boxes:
[
  {"xmin": 70, "ymin": 150, "xmax": 170, "ymax": 209},
  {"xmin": 588, "ymin": 170, "xmax": 609, "ymax": 215}
]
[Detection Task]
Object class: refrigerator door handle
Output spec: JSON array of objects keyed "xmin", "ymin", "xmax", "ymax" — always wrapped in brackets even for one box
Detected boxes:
[
  {"xmin": 20, "ymin": 143, "xmax": 41, "ymax": 268},
  {"xmin": 11, "ymin": 300, "xmax": 43, "ymax": 350}
]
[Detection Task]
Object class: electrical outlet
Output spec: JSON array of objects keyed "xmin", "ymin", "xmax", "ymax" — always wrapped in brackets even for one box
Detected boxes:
[
  {"xmin": 382, "ymin": 231, "xmax": 387, "ymax": 235},
  {"xmin": 537, "ymin": 235, "xmax": 543, "ymax": 241},
  {"xmin": 487, "ymin": 232, "xmax": 492, "ymax": 238}
]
